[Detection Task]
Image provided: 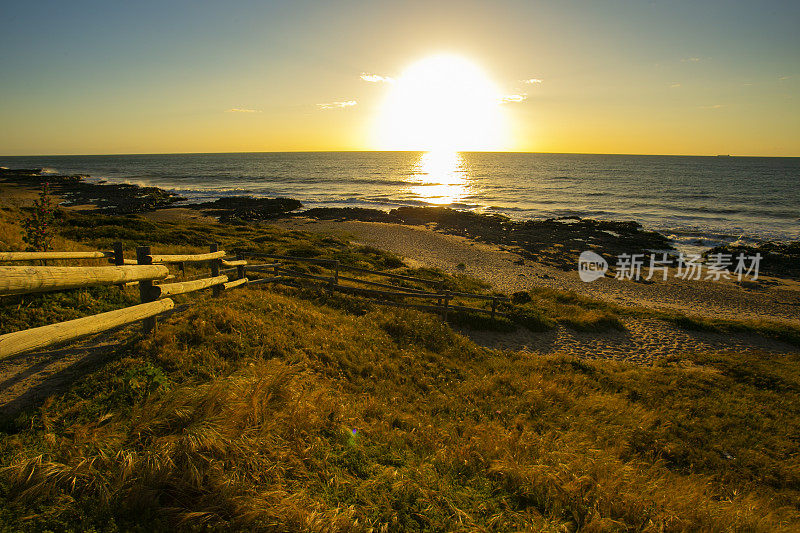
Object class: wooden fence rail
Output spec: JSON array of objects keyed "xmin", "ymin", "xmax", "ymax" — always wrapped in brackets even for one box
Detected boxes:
[
  {"xmin": 223, "ymin": 278, "xmax": 248, "ymax": 290},
  {"xmin": 251, "ymin": 253, "xmax": 337, "ymax": 265},
  {"xmin": 250, "ymin": 253, "xmax": 510, "ymax": 320},
  {"xmin": 0, "ymin": 299, "xmax": 175, "ymax": 359},
  {"xmin": 339, "ymin": 264, "xmax": 441, "ymax": 286},
  {"xmin": 336, "ymin": 274, "xmax": 437, "ymax": 295},
  {"xmin": 148, "ymin": 250, "xmax": 226, "ymax": 264},
  {"xmin": 0, "ymin": 265, "xmax": 169, "ymax": 296},
  {"xmin": 0, "ymin": 251, "xmax": 114, "ymax": 261},
  {"xmin": 274, "ymin": 267, "xmax": 335, "ymax": 284},
  {"xmin": 149, "ymin": 275, "xmax": 229, "ymax": 299},
  {"xmin": 0, "ymin": 242, "xmax": 250, "ymax": 358}
]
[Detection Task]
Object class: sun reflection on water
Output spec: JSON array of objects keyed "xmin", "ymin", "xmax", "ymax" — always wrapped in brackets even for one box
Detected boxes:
[{"xmin": 408, "ymin": 151, "xmax": 471, "ymax": 205}]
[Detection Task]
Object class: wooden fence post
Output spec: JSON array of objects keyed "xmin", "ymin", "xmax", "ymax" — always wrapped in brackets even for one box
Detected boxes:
[
  {"xmin": 327, "ymin": 260, "xmax": 339, "ymax": 294},
  {"xmin": 210, "ymin": 243, "xmax": 222, "ymax": 297},
  {"xmin": 113, "ymin": 241, "xmax": 124, "ymax": 288},
  {"xmin": 136, "ymin": 246, "xmax": 157, "ymax": 333},
  {"xmin": 113, "ymin": 242, "xmax": 124, "ymax": 266},
  {"xmin": 491, "ymin": 297, "xmax": 498, "ymax": 320},
  {"xmin": 236, "ymin": 253, "xmax": 245, "ymax": 280}
]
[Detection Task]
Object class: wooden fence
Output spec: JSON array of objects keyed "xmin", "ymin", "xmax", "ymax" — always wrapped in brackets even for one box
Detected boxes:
[
  {"xmin": 0, "ymin": 245, "xmax": 510, "ymax": 359},
  {"xmin": 0, "ymin": 242, "xmax": 249, "ymax": 358},
  {"xmin": 240, "ymin": 252, "xmax": 510, "ymax": 321}
]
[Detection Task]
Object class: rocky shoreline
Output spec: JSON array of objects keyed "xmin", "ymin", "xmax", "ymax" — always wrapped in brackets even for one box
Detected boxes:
[
  {"xmin": 0, "ymin": 167, "xmax": 185, "ymax": 214},
  {"xmin": 3, "ymin": 167, "xmax": 798, "ymax": 278}
]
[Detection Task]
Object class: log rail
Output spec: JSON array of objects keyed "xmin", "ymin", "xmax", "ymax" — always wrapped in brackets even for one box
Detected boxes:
[
  {"xmin": 0, "ymin": 245, "xmax": 513, "ymax": 359},
  {"xmin": 0, "ymin": 242, "xmax": 249, "ymax": 358}
]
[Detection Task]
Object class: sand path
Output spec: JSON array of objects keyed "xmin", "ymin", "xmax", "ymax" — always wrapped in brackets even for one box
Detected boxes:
[
  {"xmin": 271, "ymin": 218, "xmax": 800, "ymax": 360},
  {"xmin": 273, "ymin": 218, "xmax": 800, "ymax": 322}
]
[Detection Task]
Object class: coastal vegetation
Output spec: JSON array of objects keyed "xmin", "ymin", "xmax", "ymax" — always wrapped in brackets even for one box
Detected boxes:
[
  {"xmin": 1, "ymin": 179, "xmax": 799, "ymax": 530},
  {"xmin": 2, "ymin": 287, "xmax": 799, "ymax": 530}
]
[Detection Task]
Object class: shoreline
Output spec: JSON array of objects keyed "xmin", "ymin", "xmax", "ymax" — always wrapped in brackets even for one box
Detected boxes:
[
  {"xmin": 3, "ymin": 166, "xmax": 799, "ymax": 283},
  {"xmin": 3, "ymin": 158, "xmax": 798, "ymax": 250}
]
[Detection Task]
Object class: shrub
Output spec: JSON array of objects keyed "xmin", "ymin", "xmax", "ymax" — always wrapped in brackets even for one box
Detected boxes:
[{"xmin": 21, "ymin": 182, "xmax": 59, "ymax": 252}]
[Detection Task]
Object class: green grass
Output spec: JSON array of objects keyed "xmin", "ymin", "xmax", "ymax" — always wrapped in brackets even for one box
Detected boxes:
[{"xmin": 0, "ymin": 285, "xmax": 141, "ymax": 335}]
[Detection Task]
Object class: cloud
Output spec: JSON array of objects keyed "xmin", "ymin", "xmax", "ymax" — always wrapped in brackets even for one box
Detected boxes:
[
  {"xmin": 778, "ymin": 75, "xmax": 791, "ymax": 80},
  {"xmin": 521, "ymin": 78, "xmax": 543, "ymax": 84},
  {"xmin": 360, "ymin": 73, "xmax": 395, "ymax": 83},
  {"xmin": 699, "ymin": 104, "xmax": 725, "ymax": 109},
  {"xmin": 670, "ymin": 83, "xmax": 681, "ymax": 88},
  {"xmin": 682, "ymin": 57, "xmax": 702, "ymax": 62},
  {"xmin": 317, "ymin": 100, "xmax": 357, "ymax": 110},
  {"xmin": 225, "ymin": 108, "xmax": 261, "ymax": 113},
  {"xmin": 499, "ymin": 94, "xmax": 528, "ymax": 104}
]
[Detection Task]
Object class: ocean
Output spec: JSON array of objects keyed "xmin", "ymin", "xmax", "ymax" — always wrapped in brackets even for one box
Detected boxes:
[{"xmin": 2, "ymin": 152, "xmax": 798, "ymax": 250}]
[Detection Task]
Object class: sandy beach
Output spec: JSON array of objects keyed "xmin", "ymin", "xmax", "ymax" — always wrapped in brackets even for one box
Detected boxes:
[
  {"xmin": 269, "ymin": 216, "xmax": 800, "ymax": 322},
  {"xmin": 126, "ymin": 205, "xmax": 800, "ymax": 361}
]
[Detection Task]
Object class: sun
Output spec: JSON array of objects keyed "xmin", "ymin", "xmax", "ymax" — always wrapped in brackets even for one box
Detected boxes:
[{"xmin": 374, "ymin": 54, "xmax": 509, "ymax": 151}]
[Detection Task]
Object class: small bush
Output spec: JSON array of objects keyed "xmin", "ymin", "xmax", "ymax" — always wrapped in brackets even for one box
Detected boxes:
[{"xmin": 21, "ymin": 182, "xmax": 59, "ymax": 252}]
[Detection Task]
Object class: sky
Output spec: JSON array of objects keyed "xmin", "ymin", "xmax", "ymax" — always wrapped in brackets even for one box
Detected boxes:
[{"xmin": 0, "ymin": 0, "xmax": 798, "ymax": 156}]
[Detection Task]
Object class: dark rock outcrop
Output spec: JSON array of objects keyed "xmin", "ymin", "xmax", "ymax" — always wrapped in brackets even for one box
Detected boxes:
[
  {"xmin": 189, "ymin": 196, "xmax": 303, "ymax": 221},
  {"xmin": 0, "ymin": 168, "xmax": 185, "ymax": 214}
]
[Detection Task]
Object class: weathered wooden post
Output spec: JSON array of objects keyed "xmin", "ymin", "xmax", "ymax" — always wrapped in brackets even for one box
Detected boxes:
[
  {"xmin": 210, "ymin": 243, "xmax": 222, "ymax": 297},
  {"xmin": 136, "ymin": 246, "xmax": 157, "ymax": 333},
  {"xmin": 113, "ymin": 241, "xmax": 125, "ymax": 288},
  {"xmin": 326, "ymin": 260, "xmax": 339, "ymax": 294},
  {"xmin": 113, "ymin": 242, "xmax": 124, "ymax": 266},
  {"xmin": 491, "ymin": 297, "xmax": 498, "ymax": 320},
  {"xmin": 236, "ymin": 253, "xmax": 245, "ymax": 281}
]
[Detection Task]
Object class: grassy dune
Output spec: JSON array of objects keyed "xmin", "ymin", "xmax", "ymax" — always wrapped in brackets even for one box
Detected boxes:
[
  {"xmin": 2, "ymin": 288, "xmax": 799, "ymax": 531},
  {"xmin": 1, "ymin": 198, "xmax": 800, "ymax": 530}
]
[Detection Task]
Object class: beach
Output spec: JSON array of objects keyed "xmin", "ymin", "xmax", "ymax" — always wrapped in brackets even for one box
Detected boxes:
[{"xmin": 2, "ymin": 170, "xmax": 798, "ymax": 367}]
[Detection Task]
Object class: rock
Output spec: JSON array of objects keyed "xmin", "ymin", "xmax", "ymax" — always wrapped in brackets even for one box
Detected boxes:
[
  {"xmin": 299, "ymin": 207, "xmax": 399, "ymax": 222},
  {"xmin": 188, "ymin": 196, "xmax": 303, "ymax": 221},
  {"xmin": 0, "ymin": 168, "xmax": 185, "ymax": 214},
  {"xmin": 511, "ymin": 291, "xmax": 532, "ymax": 304}
]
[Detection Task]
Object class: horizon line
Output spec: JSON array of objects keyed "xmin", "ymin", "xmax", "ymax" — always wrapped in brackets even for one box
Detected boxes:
[{"xmin": 2, "ymin": 150, "xmax": 799, "ymax": 159}]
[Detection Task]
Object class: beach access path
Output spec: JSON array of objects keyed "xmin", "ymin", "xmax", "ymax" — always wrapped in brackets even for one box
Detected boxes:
[
  {"xmin": 267, "ymin": 217, "xmax": 800, "ymax": 359},
  {"xmin": 271, "ymin": 217, "xmax": 800, "ymax": 323}
]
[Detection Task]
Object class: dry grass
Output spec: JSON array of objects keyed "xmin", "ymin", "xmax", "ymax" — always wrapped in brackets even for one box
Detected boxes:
[
  {"xmin": 2, "ymin": 289, "xmax": 799, "ymax": 531},
  {"xmin": 1, "ymin": 191, "xmax": 799, "ymax": 530}
]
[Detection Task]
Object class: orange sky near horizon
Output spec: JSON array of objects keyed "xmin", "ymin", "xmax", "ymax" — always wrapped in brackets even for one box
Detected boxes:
[{"xmin": 0, "ymin": 1, "xmax": 797, "ymax": 157}]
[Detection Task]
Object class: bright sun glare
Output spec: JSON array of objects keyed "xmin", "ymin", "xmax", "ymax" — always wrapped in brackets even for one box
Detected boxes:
[{"xmin": 375, "ymin": 54, "xmax": 509, "ymax": 152}]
